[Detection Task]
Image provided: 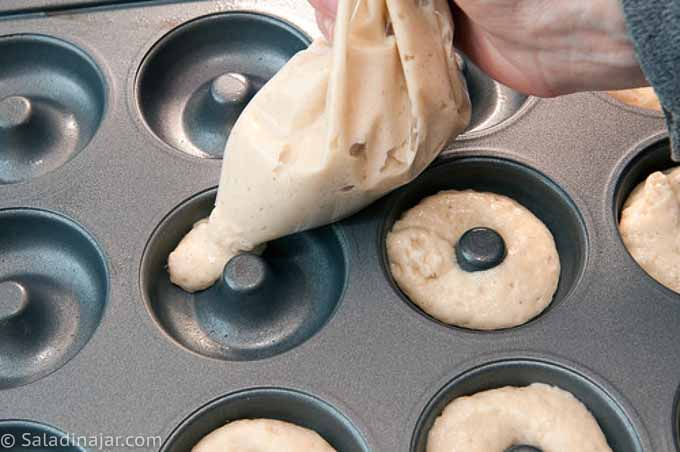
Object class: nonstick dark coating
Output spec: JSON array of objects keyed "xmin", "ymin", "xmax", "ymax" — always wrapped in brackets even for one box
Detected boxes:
[{"xmin": 0, "ymin": 1, "xmax": 674, "ymax": 451}]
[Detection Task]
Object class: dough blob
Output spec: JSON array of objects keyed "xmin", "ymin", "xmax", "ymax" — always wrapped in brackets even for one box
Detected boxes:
[
  {"xmin": 192, "ymin": 419, "xmax": 336, "ymax": 452},
  {"xmin": 427, "ymin": 384, "xmax": 612, "ymax": 452},
  {"xmin": 619, "ymin": 167, "xmax": 680, "ymax": 292},
  {"xmin": 386, "ymin": 190, "xmax": 560, "ymax": 330},
  {"xmin": 608, "ymin": 87, "xmax": 662, "ymax": 111},
  {"xmin": 169, "ymin": 0, "xmax": 471, "ymax": 292}
]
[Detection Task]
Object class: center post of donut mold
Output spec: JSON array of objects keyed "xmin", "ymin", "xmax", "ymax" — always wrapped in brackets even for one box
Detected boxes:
[
  {"xmin": 0, "ymin": 281, "xmax": 29, "ymax": 321},
  {"xmin": 0, "ymin": 95, "xmax": 32, "ymax": 130},
  {"xmin": 505, "ymin": 446, "xmax": 543, "ymax": 452},
  {"xmin": 455, "ymin": 227, "xmax": 507, "ymax": 272}
]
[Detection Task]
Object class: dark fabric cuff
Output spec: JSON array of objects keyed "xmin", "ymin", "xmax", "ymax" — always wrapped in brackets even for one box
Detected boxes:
[
  {"xmin": 667, "ymin": 109, "xmax": 680, "ymax": 157},
  {"xmin": 621, "ymin": 0, "xmax": 680, "ymax": 158}
]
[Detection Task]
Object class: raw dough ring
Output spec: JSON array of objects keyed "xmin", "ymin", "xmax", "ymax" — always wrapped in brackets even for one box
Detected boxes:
[
  {"xmin": 192, "ymin": 419, "xmax": 336, "ymax": 452},
  {"xmin": 427, "ymin": 384, "xmax": 612, "ymax": 451},
  {"xmin": 386, "ymin": 190, "xmax": 560, "ymax": 330},
  {"xmin": 619, "ymin": 167, "xmax": 680, "ymax": 293},
  {"xmin": 608, "ymin": 87, "xmax": 662, "ymax": 112}
]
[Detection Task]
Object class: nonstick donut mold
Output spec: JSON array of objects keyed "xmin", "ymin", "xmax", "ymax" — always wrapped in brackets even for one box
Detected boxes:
[
  {"xmin": 141, "ymin": 189, "xmax": 347, "ymax": 361},
  {"xmin": 0, "ymin": 35, "xmax": 106, "ymax": 184},
  {"xmin": 0, "ymin": 2, "xmax": 673, "ymax": 451}
]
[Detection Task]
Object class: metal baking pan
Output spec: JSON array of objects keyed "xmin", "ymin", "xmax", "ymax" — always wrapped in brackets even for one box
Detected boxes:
[{"xmin": 0, "ymin": 1, "xmax": 675, "ymax": 450}]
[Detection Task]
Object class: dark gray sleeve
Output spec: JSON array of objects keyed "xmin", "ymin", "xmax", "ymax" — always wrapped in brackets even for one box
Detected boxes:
[{"xmin": 621, "ymin": 0, "xmax": 680, "ymax": 159}]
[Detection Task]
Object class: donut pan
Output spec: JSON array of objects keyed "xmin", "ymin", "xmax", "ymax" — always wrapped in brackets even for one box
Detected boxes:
[{"xmin": 0, "ymin": 1, "xmax": 676, "ymax": 451}]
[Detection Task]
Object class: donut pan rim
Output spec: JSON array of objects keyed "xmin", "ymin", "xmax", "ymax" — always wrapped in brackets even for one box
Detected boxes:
[{"xmin": 0, "ymin": 1, "xmax": 675, "ymax": 452}]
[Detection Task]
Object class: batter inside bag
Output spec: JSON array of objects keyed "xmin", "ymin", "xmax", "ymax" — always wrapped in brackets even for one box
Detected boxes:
[{"xmin": 169, "ymin": 0, "xmax": 471, "ymax": 292}]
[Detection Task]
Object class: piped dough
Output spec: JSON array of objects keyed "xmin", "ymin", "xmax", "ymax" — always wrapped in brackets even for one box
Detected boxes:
[
  {"xmin": 608, "ymin": 87, "xmax": 662, "ymax": 111},
  {"xmin": 386, "ymin": 190, "xmax": 560, "ymax": 330},
  {"xmin": 192, "ymin": 419, "xmax": 336, "ymax": 452},
  {"xmin": 427, "ymin": 384, "xmax": 612, "ymax": 452},
  {"xmin": 168, "ymin": 0, "xmax": 471, "ymax": 292},
  {"xmin": 619, "ymin": 167, "xmax": 680, "ymax": 292}
]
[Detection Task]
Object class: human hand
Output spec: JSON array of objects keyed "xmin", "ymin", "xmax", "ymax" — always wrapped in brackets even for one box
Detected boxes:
[
  {"xmin": 308, "ymin": 0, "xmax": 648, "ymax": 97},
  {"xmin": 308, "ymin": 0, "xmax": 337, "ymax": 42}
]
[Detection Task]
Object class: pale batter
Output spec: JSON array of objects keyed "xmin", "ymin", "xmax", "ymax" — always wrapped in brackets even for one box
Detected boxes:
[
  {"xmin": 169, "ymin": 0, "xmax": 471, "ymax": 292},
  {"xmin": 386, "ymin": 190, "xmax": 560, "ymax": 330},
  {"xmin": 619, "ymin": 167, "xmax": 680, "ymax": 292},
  {"xmin": 427, "ymin": 384, "xmax": 612, "ymax": 451},
  {"xmin": 608, "ymin": 87, "xmax": 662, "ymax": 111},
  {"xmin": 193, "ymin": 419, "xmax": 335, "ymax": 452}
]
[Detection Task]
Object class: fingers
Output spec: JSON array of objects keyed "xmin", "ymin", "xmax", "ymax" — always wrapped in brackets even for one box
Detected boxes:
[
  {"xmin": 308, "ymin": 0, "xmax": 338, "ymax": 41},
  {"xmin": 450, "ymin": 1, "xmax": 555, "ymax": 97},
  {"xmin": 315, "ymin": 9, "xmax": 336, "ymax": 41},
  {"xmin": 309, "ymin": 0, "xmax": 337, "ymax": 18}
]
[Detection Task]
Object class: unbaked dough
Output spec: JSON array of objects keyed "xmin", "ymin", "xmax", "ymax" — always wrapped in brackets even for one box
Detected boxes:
[
  {"xmin": 386, "ymin": 190, "xmax": 560, "ymax": 330},
  {"xmin": 192, "ymin": 419, "xmax": 336, "ymax": 452},
  {"xmin": 427, "ymin": 383, "xmax": 612, "ymax": 452},
  {"xmin": 608, "ymin": 87, "xmax": 662, "ymax": 111},
  {"xmin": 168, "ymin": 0, "xmax": 471, "ymax": 292},
  {"xmin": 619, "ymin": 167, "xmax": 680, "ymax": 292}
]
